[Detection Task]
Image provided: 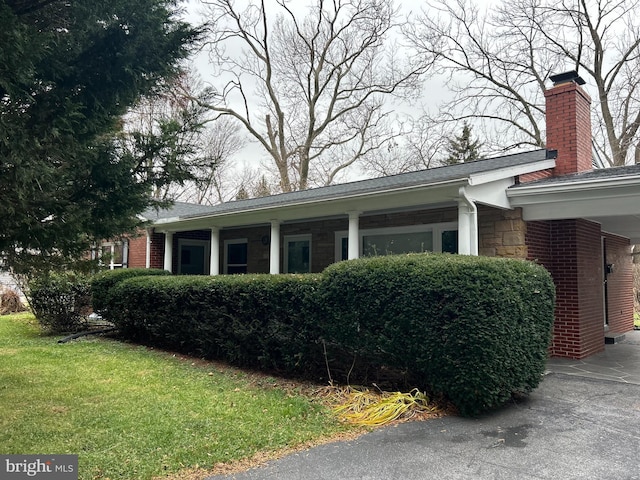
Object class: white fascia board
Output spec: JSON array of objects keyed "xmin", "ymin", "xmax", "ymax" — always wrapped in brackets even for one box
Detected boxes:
[
  {"xmin": 152, "ymin": 217, "xmax": 182, "ymax": 232},
  {"xmin": 468, "ymin": 159, "xmax": 556, "ymax": 186},
  {"xmin": 508, "ymin": 175, "xmax": 640, "ymax": 201}
]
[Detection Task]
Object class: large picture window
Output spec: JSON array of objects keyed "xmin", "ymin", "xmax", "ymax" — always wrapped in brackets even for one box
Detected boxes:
[
  {"xmin": 335, "ymin": 222, "xmax": 458, "ymax": 261},
  {"xmin": 224, "ymin": 239, "xmax": 248, "ymax": 274}
]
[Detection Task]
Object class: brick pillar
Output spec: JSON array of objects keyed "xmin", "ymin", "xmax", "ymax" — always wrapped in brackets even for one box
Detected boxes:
[
  {"xmin": 549, "ymin": 219, "xmax": 604, "ymax": 359},
  {"xmin": 148, "ymin": 231, "xmax": 165, "ymax": 269},
  {"xmin": 544, "ymin": 77, "xmax": 592, "ymax": 176}
]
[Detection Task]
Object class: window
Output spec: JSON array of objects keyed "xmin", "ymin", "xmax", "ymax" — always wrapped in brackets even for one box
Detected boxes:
[
  {"xmin": 335, "ymin": 222, "xmax": 458, "ymax": 261},
  {"xmin": 224, "ymin": 239, "xmax": 248, "ymax": 274},
  {"xmin": 441, "ymin": 229, "xmax": 459, "ymax": 254},
  {"xmin": 178, "ymin": 239, "xmax": 209, "ymax": 275},
  {"xmin": 97, "ymin": 240, "xmax": 128, "ymax": 269},
  {"xmin": 284, "ymin": 234, "xmax": 311, "ymax": 273},
  {"xmin": 363, "ymin": 230, "xmax": 433, "ymax": 257}
]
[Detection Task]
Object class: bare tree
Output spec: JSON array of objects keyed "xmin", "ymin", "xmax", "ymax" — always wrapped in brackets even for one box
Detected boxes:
[
  {"xmin": 199, "ymin": 0, "xmax": 426, "ymax": 191},
  {"xmin": 406, "ymin": 0, "xmax": 640, "ymax": 166},
  {"xmin": 359, "ymin": 115, "xmax": 453, "ymax": 176},
  {"xmin": 125, "ymin": 69, "xmax": 251, "ymax": 204},
  {"xmin": 171, "ymin": 117, "xmax": 247, "ymax": 204}
]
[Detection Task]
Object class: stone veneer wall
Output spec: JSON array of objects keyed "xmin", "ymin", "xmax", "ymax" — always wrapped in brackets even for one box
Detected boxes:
[{"xmin": 478, "ymin": 206, "xmax": 528, "ymax": 259}]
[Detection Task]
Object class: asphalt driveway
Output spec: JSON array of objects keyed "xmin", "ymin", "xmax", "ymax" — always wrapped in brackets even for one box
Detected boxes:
[{"xmin": 206, "ymin": 373, "xmax": 640, "ymax": 480}]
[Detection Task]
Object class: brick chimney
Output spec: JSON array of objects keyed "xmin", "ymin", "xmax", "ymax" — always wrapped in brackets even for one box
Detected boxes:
[{"xmin": 544, "ymin": 71, "xmax": 592, "ymax": 176}]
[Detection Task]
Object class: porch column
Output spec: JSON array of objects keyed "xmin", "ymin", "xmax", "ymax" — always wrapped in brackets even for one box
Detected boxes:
[
  {"xmin": 163, "ymin": 232, "xmax": 173, "ymax": 272},
  {"xmin": 458, "ymin": 187, "xmax": 478, "ymax": 255},
  {"xmin": 145, "ymin": 229, "xmax": 151, "ymax": 269},
  {"xmin": 209, "ymin": 227, "xmax": 220, "ymax": 276},
  {"xmin": 269, "ymin": 220, "xmax": 281, "ymax": 274},
  {"xmin": 348, "ymin": 211, "xmax": 361, "ymax": 260}
]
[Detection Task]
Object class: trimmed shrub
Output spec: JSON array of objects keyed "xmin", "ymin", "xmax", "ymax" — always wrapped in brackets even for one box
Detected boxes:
[
  {"xmin": 320, "ymin": 254, "xmax": 555, "ymax": 416},
  {"xmin": 108, "ymin": 274, "xmax": 326, "ymax": 377},
  {"xmin": 91, "ymin": 268, "xmax": 170, "ymax": 319},
  {"xmin": 28, "ymin": 272, "xmax": 92, "ymax": 333}
]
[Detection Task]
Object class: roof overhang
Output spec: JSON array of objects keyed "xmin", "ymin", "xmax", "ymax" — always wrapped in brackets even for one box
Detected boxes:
[
  {"xmin": 152, "ymin": 155, "xmax": 555, "ymax": 233},
  {"xmin": 508, "ymin": 175, "xmax": 640, "ymax": 243},
  {"xmin": 154, "ymin": 180, "xmax": 467, "ymax": 231}
]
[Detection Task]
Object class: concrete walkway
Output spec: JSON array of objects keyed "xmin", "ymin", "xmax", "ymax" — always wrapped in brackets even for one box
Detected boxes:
[
  {"xmin": 207, "ymin": 335, "xmax": 640, "ymax": 480},
  {"xmin": 546, "ymin": 329, "xmax": 640, "ymax": 384}
]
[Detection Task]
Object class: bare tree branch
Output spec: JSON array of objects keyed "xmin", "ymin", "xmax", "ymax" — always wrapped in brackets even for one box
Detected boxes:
[
  {"xmin": 199, "ymin": 0, "xmax": 426, "ymax": 191},
  {"xmin": 406, "ymin": 0, "xmax": 640, "ymax": 166}
]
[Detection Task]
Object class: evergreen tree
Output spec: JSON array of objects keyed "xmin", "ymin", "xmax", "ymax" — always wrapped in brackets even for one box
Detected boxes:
[
  {"xmin": 443, "ymin": 122, "xmax": 484, "ymax": 165},
  {"xmin": 0, "ymin": 0, "xmax": 199, "ymax": 274}
]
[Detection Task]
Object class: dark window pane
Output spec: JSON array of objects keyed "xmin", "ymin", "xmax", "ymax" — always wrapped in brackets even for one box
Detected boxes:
[
  {"xmin": 228, "ymin": 243, "xmax": 247, "ymax": 264},
  {"xmin": 442, "ymin": 230, "xmax": 458, "ymax": 254}
]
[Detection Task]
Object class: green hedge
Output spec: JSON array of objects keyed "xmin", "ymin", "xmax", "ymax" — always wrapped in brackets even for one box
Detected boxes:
[
  {"xmin": 320, "ymin": 254, "xmax": 555, "ymax": 416},
  {"xmin": 105, "ymin": 274, "xmax": 326, "ymax": 376},
  {"xmin": 91, "ymin": 268, "xmax": 170, "ymax": 318},
  {"xmin": 97, "ymin": 255, "xmax": 555, "ymax": 416}
]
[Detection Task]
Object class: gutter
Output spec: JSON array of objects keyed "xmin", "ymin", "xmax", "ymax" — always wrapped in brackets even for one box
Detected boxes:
[{"xmin": 508, "ymin": 175, "xmax": 640, "ymax": 198}]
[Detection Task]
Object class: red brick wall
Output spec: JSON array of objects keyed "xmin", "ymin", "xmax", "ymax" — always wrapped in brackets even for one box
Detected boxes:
[
  {"xmin": 544, "ymin": 82, "xmax": 592, "ymax": 176},
  {"xmin": 360, "ymin": 208, "xmax": 458, "ymax": 229},
  {"xmin": 281, "ymin": 219, "xmax": 348, "ymax": 273},
  {"xmin": 148, "ymin": 231, "xmax": 165, "ymax": 269},
  {"xmin": 127, "ymin": 233, "xmax": 148, "ymax": 268},
  {"xmin": 526, "ymin": 221, "xmax": 552, "ymax": 267},
  {"xmin": 219, "ymin": 226, "xmax": 271, "ymax": 273},
  {"xmin": 603, "ymin": 233, "xmax": 634, "ymax": 334}
]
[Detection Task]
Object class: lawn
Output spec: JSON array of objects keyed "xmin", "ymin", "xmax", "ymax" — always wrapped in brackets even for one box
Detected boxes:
[{"xmin": 0, "ymin": 313, "xmax": 353, "ymax": 480}]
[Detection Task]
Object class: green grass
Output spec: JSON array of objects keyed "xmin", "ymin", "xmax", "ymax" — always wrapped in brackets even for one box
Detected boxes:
[{"xmin": 0, "ymin": 313, "xmax": 350, "ymax": 480}]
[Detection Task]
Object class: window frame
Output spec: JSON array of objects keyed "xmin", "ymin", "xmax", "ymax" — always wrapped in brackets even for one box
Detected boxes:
[
  {"xmin": 177, "ymin": 238, "xmax": 210, "ymax": 275},
  {"xmin": 283, "ymin": 234, "xmax": 312, "ymax": 273},
  {"xmin": 97, "ymin": 240, "xmax": 129, "ymax": 269},
  {"xmin": 223, "ymin": 238, "xmax": 248, "ymax": 274}
]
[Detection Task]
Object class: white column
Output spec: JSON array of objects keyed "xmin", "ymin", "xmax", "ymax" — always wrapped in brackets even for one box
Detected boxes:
[
  {"xmin": 145, "ymin": 229, "xmax": 151, "ymax": 269},
  {"xmin": 209, "ymin": 227, "xmax": 220, "ymax": 275},
  {"xmin": 163, "ymin": 232, "xmax": 173, "ymax": 272},
  {"xmin": 458, "ymin": 187, "xmax": 478, "ymax": 256},
  {"xmin": 269, "ymin": 220, "xmax": 281, "ymax": 274},
  {"xmin": 348, "ymin": 211, "xmax": 361, "ymax": 260}
]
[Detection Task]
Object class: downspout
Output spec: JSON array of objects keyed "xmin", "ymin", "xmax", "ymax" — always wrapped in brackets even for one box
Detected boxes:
[
  {"xmin": 145, "ymin": 229, "xmax": 152, "ymax": 269},
  {"xmin": 458, "ymin": 186, "xmax": 478, "ymax": 256}
]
